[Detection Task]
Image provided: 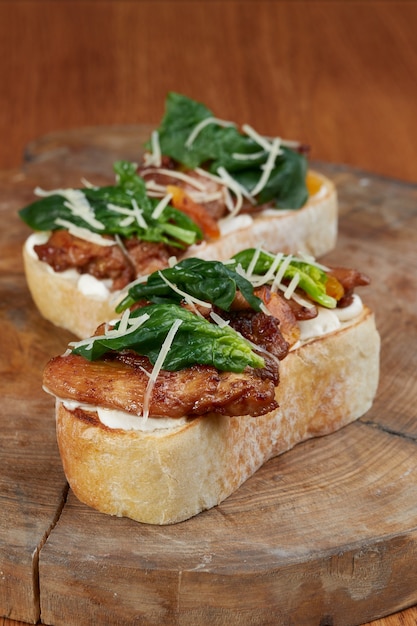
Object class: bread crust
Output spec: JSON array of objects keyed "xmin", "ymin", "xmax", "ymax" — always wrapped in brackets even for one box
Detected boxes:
[
  {"xmin": 55, "ymin": 306, "xmax": 379, "ymax": 525},
  {"xmin": 23, "ymin": 171, "xmax": 337, "ymax": 338}
]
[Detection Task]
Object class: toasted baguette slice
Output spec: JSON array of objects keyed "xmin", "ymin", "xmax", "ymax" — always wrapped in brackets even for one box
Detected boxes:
[
  {"xmin": 54, "ymin": 305, "xmax": 379, "ymax": 525},
  {"xmin": 23, "ymin": 171, "xmax": 337, "ymax": 338}
]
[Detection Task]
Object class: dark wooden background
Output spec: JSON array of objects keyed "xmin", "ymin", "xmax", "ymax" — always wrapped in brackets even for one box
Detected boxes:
[{"xmin": 1, "ymin": 2, "xmax": 416, "ymax": 625}]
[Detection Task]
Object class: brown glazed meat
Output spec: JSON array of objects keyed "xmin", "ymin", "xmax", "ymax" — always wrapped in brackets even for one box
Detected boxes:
[
  {"xmin": 34, "ymin": 230, "xmax": 177, "ymax": 290},
  {"xmin": 43, "ymin": 351, "xmax": 279, "ymax": 419}
]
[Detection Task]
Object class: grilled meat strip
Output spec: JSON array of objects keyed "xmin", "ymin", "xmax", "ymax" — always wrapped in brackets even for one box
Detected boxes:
[
  {"xmin": 44, "ymin": 351, "xmax": 279, "ymax": 419},
  {"xmin": 34, "ymin": 230, "xmax": 176, "ymax": 291},
  {"xmin": 328, "ymin": 267, "xmax": 370, "ymax": 307}
]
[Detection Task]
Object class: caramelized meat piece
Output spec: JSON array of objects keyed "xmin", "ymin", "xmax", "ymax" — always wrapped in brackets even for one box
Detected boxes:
[
  {"xmin": 44, "ymin": 351, "xmax": 278, "ymax": 419},
  {"xmin": 255, "ymin": 287, "xmax": 301, "ymax": 346},
  {"xmin": 121, "ymin": 239, "xmax": 177, "ymax": 285},
  {"xmin": 35, "ymin": 229, "xmax": 135, "ymax": 287},
  {"xmin": 329, "ymin": 267, "xmax": 371, "ymax": 307},
  {"xmin": 285, "ymin": 297, "xmax": 318, "ymax": 321},
  {"xmin": 225, "ymin": 309, "xmax": 290, "ymax": 363},
  {"xmin": 34, "ymin": 230, "xmax": 176, "ymax": 291},
  {"xmin": 230, "ymin": 286, "xmax": 302, "ymax": 347}
]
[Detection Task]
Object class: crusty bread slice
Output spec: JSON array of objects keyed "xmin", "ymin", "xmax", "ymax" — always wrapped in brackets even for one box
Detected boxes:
[
  {"xmin": 22, "ymin": 171, "xmax": 337, "ymax": 339},
  {"xmin": 54, "ymin": 305, "xmax": 379, "ymax": 525}
]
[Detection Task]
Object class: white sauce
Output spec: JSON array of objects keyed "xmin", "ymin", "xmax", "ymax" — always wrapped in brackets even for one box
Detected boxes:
[
  {"xmin": 77, "ymin": 274, "xmax": 112, "ymax": 299},
  {"xmin": 26, "ymin": 233, "xmax": 111, "ymax": 299},
  {"xmin": 58, "ymin": 397, "xmax": 189, "ymax": 433},
  {"xmin": 333, "ymin": 293, "xmax": 363, "ymax": 321},
  {"xmin": 98, "ymin": 407, "xmax": 188, "ymax": 432},
  {"xmin": 298, "ymin": 307, "xmax": 341, "ymax": 342},
  {"xmin": 296, "ymin": 295, "xmax": 363, "ymax": 344}
]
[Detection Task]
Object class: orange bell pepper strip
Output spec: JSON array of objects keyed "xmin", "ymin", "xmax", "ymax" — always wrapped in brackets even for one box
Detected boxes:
[
  {"xmin": 167, "ymin": 185, "xmax": 220, "ymax": 240},
  {"xmin": 325, "ymin": 274, "xmax": 345, "ymax": 301}
]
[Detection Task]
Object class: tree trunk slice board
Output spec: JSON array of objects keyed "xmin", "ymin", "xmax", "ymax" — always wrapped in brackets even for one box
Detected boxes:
[{"xmin": 0, "ymin": 126, "xmax": 416, "ymax": 625}]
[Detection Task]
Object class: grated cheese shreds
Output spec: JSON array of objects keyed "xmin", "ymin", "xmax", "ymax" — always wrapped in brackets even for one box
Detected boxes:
[
  {"xmin": 145, "ymin": 178, "xmax": 223, "ymax": 205},
  {"xmin": 216, "ymin": 167, "xmax": 254, "ymax": 203},
  {"xmin": 69, "ymin": 312, "xmax": 151, "ymax": 351},
  {"xmin": 35, "ymin": 187, "xmax": 105, "ymax": 231},
  {"xmin": 131, "ymin": 198, "xmax": 148, "ymax": 229},
  {"xmin": 193, "ymin": 166, "xmax": 252, "ymax": 217},
  {"xmin": 271, "ymin": 254, "xmax": 293, "ymax": 293},
  {"xmin": 295, "ymin": 251, "xmax": 330, "ymax": 272},
  {"xmin": 142, "ymin": 318, "xmax": 183, "ymax": 420},
  {"xmin": 283, "ymin": 272, "xmax": 301, "ymax": 300},
  {"xmin": 288, "ymin": 290, "xmax": 317, "ymax": 310},
  {"xmin": 144, "ymin": 180, "xmax": 168, "ymax": 197},
  {"xmin": 107, "ymin": 200, "xmax": 148, "ymax": 230},
  {"xmin": 144, "ymin": 168, "xmax": 207, "ymax": 190},
  {"xmin": 185, "ymin": 117, "xmax": 235, "ymax": 148},
  {"xmin": 150, "ymin": 131, "xmax": 162, "ymax": 167},
  {"xmin": 209, "ymin": 311, "xmax": 230, "ymax": 328},
  {"xmin": 80, "ymin": 177, "xmax": 98, "ymax": 190},
  {"xmin": 252, "ymin": 255, "xmax": 285, "ymax": 289},
  {"xmin": 116, "ymin": 308, "xmax": 131, "ymax": 335},
  {"xmin": 125, "ymin": 274, "xmax": 149, "ymax": 288},
  {"xmin": 250, "ymin": 137, "xmax": 282, "ymax": 197},
  {"xmin": 245, "ymin": 247, "xmax": 263, "ymax": 281},
  {"xmin": 151, "ymin": 192, "xmax": 173, "ymax": 219},
  {"xmin": 189, "ymin": 190, "xmax": 224, "ymax": 204},
  {"xmin": 242, "ymin": 124, "xmax": 274, "ymax": 152},
  {"xmin": 216, "ymin": 168, "xmax": 244, "ymax": 217},
  {"xmin": 62, "ymin": 190, "xmax": 104, "ymax": 230},
  {"xmin": 54, "ymin": 218, "xmax": 116, "ymax": 247},
  {"xmin": 232, "ymin": 150, "xmax": 265, "ymax": 161}
]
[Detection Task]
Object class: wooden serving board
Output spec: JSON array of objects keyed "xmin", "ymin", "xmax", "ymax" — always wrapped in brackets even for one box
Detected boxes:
[{"xmin": 1, "ymin": 126, "xmax": 417, "ymax": 626}]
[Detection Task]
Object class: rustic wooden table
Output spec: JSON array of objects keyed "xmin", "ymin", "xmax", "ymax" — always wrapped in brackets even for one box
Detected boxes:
[{"xmin": 1, "ymin": 2, "xmax": 416, "ymax": 625}]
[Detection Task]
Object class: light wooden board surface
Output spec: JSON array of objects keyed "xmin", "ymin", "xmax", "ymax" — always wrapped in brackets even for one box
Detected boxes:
[{"xmin": 0, "ymin": 127, "xmax": 416, "ymax": 625}]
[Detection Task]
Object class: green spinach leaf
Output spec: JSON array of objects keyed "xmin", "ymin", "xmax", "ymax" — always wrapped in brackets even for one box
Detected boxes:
[
  {"xmin": 231, "ymin": 249, "xmax": 337, "ymax": 308},
  {"xmin": 19, "ymin": 160, "xmax": 202, "ymax": 248},
  {"xmin": 151, "ymin": 92, "xmax": 309, "ymax": 209},
  {"xmin": 71, "ymin": 303, "xmax": 265, "ymax": 372},
  {"xmin": 116, "ymin": 257, "xmax": 263, "ymax": 313}
]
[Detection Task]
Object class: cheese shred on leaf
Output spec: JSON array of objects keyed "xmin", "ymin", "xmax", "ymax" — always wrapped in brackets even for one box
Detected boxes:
[
  {"xmin": 116, "ymin": 257, "xmax": 262, "ymax": 313},
  {"xmin": 142, "ymin": 318, "xmax": 183, "ymax": 419},
  {"xmin": 116, "ymin": 251, "xmax": 341, "ymax": 317},
  {"xmin": 71, "ymin": 303, "xmax": 265, "ymax": 373},
  {"xmin": 232, "ymin": 248, "xmax": 339, "ymax": 308},
  {"xmin": 19, "ymin": 161, "xmax": 203, "ymax": 249},
  {"xmin": 149, "ymin": 92, "xmax": 309, "ymax": 209}
]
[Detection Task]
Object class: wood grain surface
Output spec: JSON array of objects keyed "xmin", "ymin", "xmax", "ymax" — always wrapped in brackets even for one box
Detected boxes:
[
  {"xmin": 0, "ymin": 126, "xmax": 416, "ymax": 625},
  {"xmin": 1, "ymin": 1, "xmax": 416, "ymax": 624}
]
